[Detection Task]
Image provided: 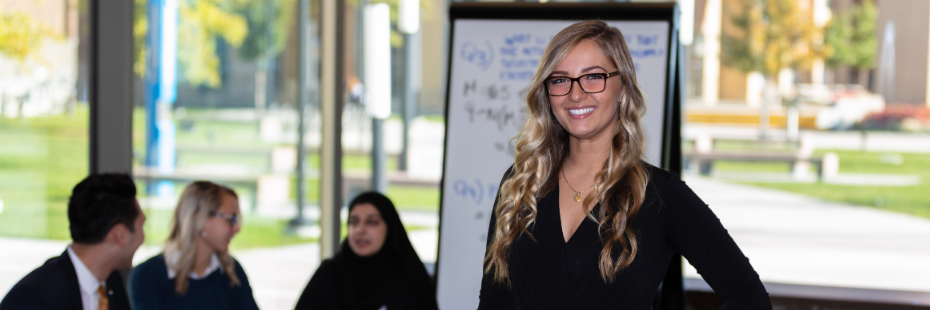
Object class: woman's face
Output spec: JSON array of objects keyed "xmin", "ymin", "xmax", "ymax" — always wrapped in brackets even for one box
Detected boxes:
[
  {"xmin": 348, "ymin": 203, "xmax": 388, "ymax": 257},
  {"xmin": 548, "ymin": 39, "xmax": 621, "ymax": 142},
  {"xmin": 200, "ymin": 192, "xmax": 241, "ymax": 253}
]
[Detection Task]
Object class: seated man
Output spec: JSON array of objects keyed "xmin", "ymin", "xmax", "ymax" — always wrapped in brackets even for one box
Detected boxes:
[{"xmin": 0, "ymin": 174, "xmax": 145, "ymax": 310}]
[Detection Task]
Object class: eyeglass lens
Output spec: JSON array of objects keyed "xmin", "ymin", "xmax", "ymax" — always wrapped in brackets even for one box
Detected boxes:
[
  {"xmin": 211, "ymin": 212, "xmax": 238, "ymax": 226},
  {"xmin": 546, "ymin": 73, "xmax": 607, "ymax": 96}
]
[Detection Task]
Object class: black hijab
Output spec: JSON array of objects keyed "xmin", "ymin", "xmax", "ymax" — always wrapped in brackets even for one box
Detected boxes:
[{"xmin": 295, "ymin": 192, "xmax": 438, "ymax": 310}]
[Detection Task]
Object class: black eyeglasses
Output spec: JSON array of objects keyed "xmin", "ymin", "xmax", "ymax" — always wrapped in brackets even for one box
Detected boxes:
[
  {"xmin": 545, "ymin": 71, "xmax": 620, "ymax": 96},
  {"xmin": 209, "ymin": 212, "xmax": 239, "ymax": 227}
]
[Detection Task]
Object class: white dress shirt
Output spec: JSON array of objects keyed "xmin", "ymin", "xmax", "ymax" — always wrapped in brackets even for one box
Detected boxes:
[
  {"xmin": 166, "ymin": 253, "xmax": 223, "ymax": 280},
  {"xmin": 67, "ymin": 245, "xmax": 107, "ymax": 310}
]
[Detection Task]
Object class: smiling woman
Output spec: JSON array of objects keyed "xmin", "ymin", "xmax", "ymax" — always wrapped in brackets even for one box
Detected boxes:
[
  {"xmin": 479, "ymin": 20, "xmax": 771, "ymax": 310},
  {"xmin": 128, "ymin": 181, "xmax": 259, "ymax": 310}
]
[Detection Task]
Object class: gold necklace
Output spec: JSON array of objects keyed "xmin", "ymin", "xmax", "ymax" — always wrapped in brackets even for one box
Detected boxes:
[{"xmin": 561, "ymin": 169, "xmax": 596, "ymax": 202}]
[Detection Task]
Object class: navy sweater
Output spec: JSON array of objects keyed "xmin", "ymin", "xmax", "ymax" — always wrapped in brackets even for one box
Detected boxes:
[{"xmin": 129, "ymin": 254, "xmax": 259, "ymax": 310}]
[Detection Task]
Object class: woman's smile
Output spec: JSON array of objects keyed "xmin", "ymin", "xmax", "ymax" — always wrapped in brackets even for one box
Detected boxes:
[
  {"xmin": 566, "ymin": 105, "xmax": 596, "ymax": 118},
  {"xmin": 549, "ymin": 39, "xmax": 620, "ymax": 141}
]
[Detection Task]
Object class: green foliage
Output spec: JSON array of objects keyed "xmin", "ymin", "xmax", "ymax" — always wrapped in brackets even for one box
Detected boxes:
[
  {"xmin": 133, "ymin": 0, "xmax": 148, "ymax": 76},
  {"xmin": 134, "ymin": 0, "xmax": 249, "ymax": 88},
  {"xmin": 0, "ymin": 12, "xmax": 59, "ymax": 62},
  {"xmin": 824, "ymin": 0, "xmax": 877, "ymax": 69},
  {"xmin": 233, "ymin": 0, "xmax": 295, "ymax": 61},
  {"xmin": 177, "ymin": 0, "xmax": 248, "ymax": 88},
  {"xmin": 721, "ymin": 0, "xmax": 824, "ymax": 79},
  {"xmin": 823, "ymin": 12, "xmax": 849, "ymax": 67}
]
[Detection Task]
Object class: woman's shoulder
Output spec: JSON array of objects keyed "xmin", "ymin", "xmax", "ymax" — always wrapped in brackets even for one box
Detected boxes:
[
  {"xmin": 501, "ymin": 164, "xmax": 515, "ymax": 179},
  {"xmin": 230, "ymin": 256, "xmax": 245, "ymax": 271},
  {"xmin": 643, "ymin": 161, "xmax": 676, "ymax": 185},
  {"xmin": 227, "ymin": 256, "xmax": 256, "ymax": 282},
  {"xmin": 306, "ymin": 258, "xmax": 340, "ymax": 284},
  {"xmin": 316, "ymin": 258, "xmax": 339, "ymax": 272},
  {"xmin": 133, "ymin": 253, "xmax": 168, "ymax": 273},
  {"xmin": 641, "ymin": 162, "xmax": 690, "ymax": 204},
  {"xmin": 129, "ymin": 253, "xmax": 169, "ymax": 286}
]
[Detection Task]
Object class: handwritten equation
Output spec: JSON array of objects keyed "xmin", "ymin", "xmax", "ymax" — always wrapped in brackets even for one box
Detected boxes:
[
  {"xmin": 451, "ymin": 178, "xmax": 499, "ymax": 207},
  {"xmin": 461, "ymin": 40, "xmax": 494, "ymax": 71},
  {"xmin": 464, "ymin": 102, "xmax": 521, "ymax": 132},
  {"xmin": 462, "ymin": 79, "xmax": 513, "ymax": 101},
  {"xmin": 498, "ymin": 33, "xmax": 551, "ymax": 81},
  {"xmin": 629, "ymin": 34, "xmax": 666, "ymax": 73}
]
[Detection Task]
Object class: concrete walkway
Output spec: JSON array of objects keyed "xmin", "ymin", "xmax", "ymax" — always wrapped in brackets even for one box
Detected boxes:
[{"xmin": 682, "ymin": 174, "xmax": 930, "ymax": 293}]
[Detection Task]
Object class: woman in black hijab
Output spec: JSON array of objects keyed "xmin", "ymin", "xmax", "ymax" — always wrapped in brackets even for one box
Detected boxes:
[{"xmin": 295, "ymin": 192, "xmax": 438, "ymax": 310}]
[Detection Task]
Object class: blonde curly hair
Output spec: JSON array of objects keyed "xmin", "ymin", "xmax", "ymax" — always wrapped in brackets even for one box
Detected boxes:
[{"xmin": 484, "ymin": 20, "xmax": 650, "ymax": 284}]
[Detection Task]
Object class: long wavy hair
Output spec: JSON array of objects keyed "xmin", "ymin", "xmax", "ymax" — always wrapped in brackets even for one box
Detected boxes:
[
  {"xmin": 484, "ymin": 20, "xmax": 650, "ymax": 284},
  {"xmin": 164, "ymin": 181, "xmax": 242, "ymax": 294}
]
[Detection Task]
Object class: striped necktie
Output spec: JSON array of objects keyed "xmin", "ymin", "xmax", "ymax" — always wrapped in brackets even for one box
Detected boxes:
[{"xmin": 96, "ymin": 285, "xmax": 109, "ymax": 310}]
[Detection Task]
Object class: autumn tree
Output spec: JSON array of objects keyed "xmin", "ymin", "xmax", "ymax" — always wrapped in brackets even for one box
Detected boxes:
[
  {"xmin": 133, "ymin": 0, "xmax": 248, "ymax": 88},
  {"xmin": 722, "ymin": 0, "xmax": 825, "ymax": 138},
  {"xmin": 0, "ymin": 12, "xmax": 58, "ymax": 62}
]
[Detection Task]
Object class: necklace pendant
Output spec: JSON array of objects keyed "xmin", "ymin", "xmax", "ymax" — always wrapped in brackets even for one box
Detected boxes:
[{"xmin": 573, "ymin": 192, "xmax": 582, "ymax": 202}]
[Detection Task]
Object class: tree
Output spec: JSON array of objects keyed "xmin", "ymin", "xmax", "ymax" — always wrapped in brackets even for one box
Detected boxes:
[
  {"xmin": 723, "ymin": 0, "xmax": 823, "ymax": 82},
  {"xmin": 0, "ymin": 12, "xmax": 58, "ymax": 62},
  {"xmin": 134, "ymin": 0, "xmax": 248, "ymax": 88},
  {"xmin": 232, "ymin": 0, "xmax": 295, "ymax": 111},
  {"xmin": 824, "ymin": 0, "xmax": 877, "ymax": 88},
  {"xmin": 722, "ymin": 0, "xmax": 825, "ymax": 139},
  {"xmin": 234, "ymin": 0, "xmax": 294, "ymax": 61},
  {"xmin": 177, "ymin": 0, "xmax": 249, "ymax": 87}
]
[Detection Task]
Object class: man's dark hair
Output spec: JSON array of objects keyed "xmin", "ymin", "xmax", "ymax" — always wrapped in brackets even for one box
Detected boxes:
[{"xmin": 68, "ymin": 173, "xmax": 139, "ymax": 244}]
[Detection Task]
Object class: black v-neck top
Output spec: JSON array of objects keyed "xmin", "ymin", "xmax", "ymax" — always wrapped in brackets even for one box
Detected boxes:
[{"xmin": 478, "ymin": 165, "xmax": 771, "ymax": 310}]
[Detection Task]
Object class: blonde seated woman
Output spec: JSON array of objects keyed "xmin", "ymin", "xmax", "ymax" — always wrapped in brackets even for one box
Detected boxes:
[{"xmin": 129, "ymin": 181, "xmax": 258, "ymax": 310}]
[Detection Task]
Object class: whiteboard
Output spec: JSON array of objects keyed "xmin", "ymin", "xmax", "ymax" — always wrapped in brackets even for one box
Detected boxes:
[{"xmin": 436, "ymin": 19, "xmax": 671, "ymax": 309}]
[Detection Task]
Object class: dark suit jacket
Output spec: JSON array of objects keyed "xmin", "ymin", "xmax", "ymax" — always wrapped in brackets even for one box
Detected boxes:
[{"xmin": 0, "ymin": 249, "xmax": 131, "ymax": 310}]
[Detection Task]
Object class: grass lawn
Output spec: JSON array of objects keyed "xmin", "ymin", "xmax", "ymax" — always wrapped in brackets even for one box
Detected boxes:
[
  {"xmin": 0, "ymin": 107, "xmax": 317, "ymax": 248},
  {"xmin": 712, "ymin": 148, "xmax": 930, "ymax": 219},
  {"xmin": 0, "ymin": 108, "xmax": 88, "ymax": 240},
  {"xmin": 1, "ymin": 106, "xmax": 440, "ymax": 249}
]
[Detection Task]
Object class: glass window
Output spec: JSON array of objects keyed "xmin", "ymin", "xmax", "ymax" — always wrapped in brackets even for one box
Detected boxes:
[
  {"xmin": 685, "ymin": 0, "xmax": 930, "ymax": 307},
  {"xmin": 0, "ymin": 0, "xmax": 89, "ymax": 297},
  {"xmin": 132, "ymin": 0, "xmax": 323, "ymax": 308},
  {"xmin": 340, "ymin": 0, "xmax": 446, "ymax": 273}
]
